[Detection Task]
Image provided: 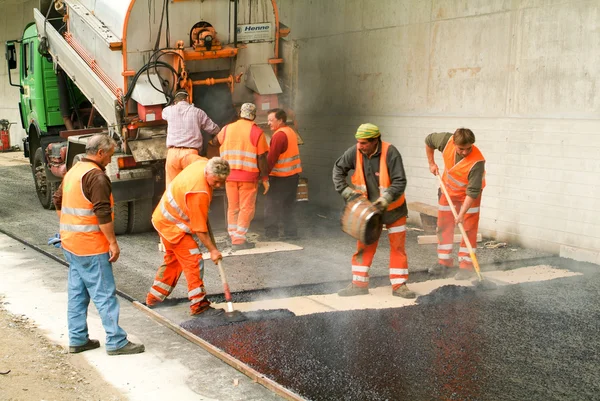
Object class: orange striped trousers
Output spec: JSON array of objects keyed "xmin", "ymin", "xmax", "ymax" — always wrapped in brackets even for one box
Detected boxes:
[
  {"xmin": 351, "ymin": 216, "xmax": 409, "ymax": 290},
  {"xmin": 437, "ymin": 194, "xmax": 482, "ymax": 270}
]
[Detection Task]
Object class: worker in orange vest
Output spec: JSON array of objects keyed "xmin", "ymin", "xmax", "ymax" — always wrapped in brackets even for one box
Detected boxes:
[
  {"xmin": 425, "ymin": 128, "xmax": 486, "ymax": 280},
  {"xmin": 53, "ymin": 134, "xmax": 144, "ymax": 356},
  {"xmin": 211, "ymin": 103, "xmax": 270, "ymax": 251},
  {"xmin": 264, "ymin": 108, "xmax": 302, "ymax": 240},
  {"xmin": 146, "ymin": 157, "xmax": 230, "ymax": 316},
  {"xmin": 333, "ymin": 123, "xmax": 416, "ymax": 299}
]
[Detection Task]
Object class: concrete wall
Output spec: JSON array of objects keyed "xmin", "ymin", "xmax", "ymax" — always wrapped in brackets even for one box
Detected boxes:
[
  {"xmin": 0, "ymin": 0, "xmax": 37, "ymax": 150},
  {"xmin": 276, "ymin": 0, "xmax": 600, "ymax": 257}
]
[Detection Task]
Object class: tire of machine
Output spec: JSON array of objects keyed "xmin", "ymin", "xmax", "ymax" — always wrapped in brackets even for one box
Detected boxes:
[
  {"xmin": 127, "ymin": 198, "xmax": 154, "ymax": 234},
  {"xmin": 32, "ymin": 147, "xmax": 57, "ymax": 210},
  {"xmin": 113, "ymin": 201, "xmax": 129, "ymax": 235}
]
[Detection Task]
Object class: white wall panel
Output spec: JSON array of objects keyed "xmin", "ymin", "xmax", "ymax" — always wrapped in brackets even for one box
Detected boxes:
[{"xmin": 276, "ymin": 0, "xmax": 600, "ymax": 255}]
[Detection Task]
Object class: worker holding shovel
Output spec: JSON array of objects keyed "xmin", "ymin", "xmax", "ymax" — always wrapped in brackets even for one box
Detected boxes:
[
  {"xmin": 425, "ymin": 128, "xmax": 486, "ymax": 280},
  {"xmin": 146, "ymin": 157, "xmax": 230, "ymax": 316}
]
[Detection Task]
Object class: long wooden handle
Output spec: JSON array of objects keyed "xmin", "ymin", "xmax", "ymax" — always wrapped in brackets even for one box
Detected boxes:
[
  {"xmin": 207, "ymin": 219, "xmax": 234, "ymax": 310},
  {"xmin": 436, "ymin": 174, "xmax": 483, "ymax": 280},
  {"xmin": 217, "ymin": 261, "xmax": 232, "ymax": 303}
]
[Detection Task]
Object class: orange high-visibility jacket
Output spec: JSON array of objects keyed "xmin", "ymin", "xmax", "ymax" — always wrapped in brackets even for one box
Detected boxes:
[
  {"xmin": 60, "ymin": 161, "xmax": 114, "ymax": 256},
  {"xmin": 270, "ymin": 126, "xmax": 302, "ymax": 177},
  {"xmin": 152, "ymin": 160, "xmax": 212, "ymax": 244},
  {"xmin": 442, "ymin": 135, "xmax": 486, "ymax": 199},
  {"xmin": 351, "ymin": 141, "xmax": 405, "ymax": 211},
  {"xmin": 219, "ymin": 119, "xmax": 260, "ymax": 172}
]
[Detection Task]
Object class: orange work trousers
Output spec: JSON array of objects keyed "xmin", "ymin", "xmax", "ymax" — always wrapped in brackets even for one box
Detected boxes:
[
  {"xmin": 146, "ymin": 233, "xmax": 209, "ymax": 314},
  {"xmin": 437, "ymin": 193, "xmax": 482, "ymax": 270},
  {"xmin": 351, "ymin": 216, "xmax": 409, "ymax": 290},
  {"xmin": 165, "ymin": 148, "xmax": 202, "ymax": 187},
  {"xmin": 225, "ymin": 181, "xmax": 258, "ymax": 245}
]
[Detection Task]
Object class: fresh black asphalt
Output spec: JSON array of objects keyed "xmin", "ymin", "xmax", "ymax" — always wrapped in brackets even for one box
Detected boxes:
[{"xmin": 183, "ymin": 260, "xmax": 600, "ymax": 400}]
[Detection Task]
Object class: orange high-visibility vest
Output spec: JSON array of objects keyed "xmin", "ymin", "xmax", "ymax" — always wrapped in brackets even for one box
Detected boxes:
[
  {"xmin": 270, "ymin": 126, "xmax": 302, "ymax": 177},
  {"xmin": 351, "ymin": 141, "xmax": 405, "ymax": 211},
  {"xmin": 442, "ymin": 135, "xmax": 486, "ymax": 199},
  {"xmin": 152, "ymin": 159, "xmax": 212, "ymax": 244},
  {"xmin": 219, "ymin": 119, "xmax": 259, "ymax": 172},
  {"xmin": 60, "ymin": 161, "xmax": 114, "ymax": 256}
]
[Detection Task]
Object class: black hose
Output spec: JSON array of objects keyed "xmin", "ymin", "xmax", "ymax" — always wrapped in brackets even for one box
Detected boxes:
[
  {"xmin": 124, "ymin": 60, "xmax": 177, "ymax": 101},
  {"xmin": 234, "ymin": 0, "xmax": 238, "ymax": 47},
  {"xmin": 165, "ymin": 0, "xmax": 170, "ymax": 48},
  {"xmin": 154, "ymin": 0, "xmax": 167, "ymax": 51}
]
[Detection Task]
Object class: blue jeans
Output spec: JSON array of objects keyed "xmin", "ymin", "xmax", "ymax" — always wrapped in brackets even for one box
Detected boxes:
[{"xmin": 63, "ymin": 250, "xmax": 128, "ymax": 351}]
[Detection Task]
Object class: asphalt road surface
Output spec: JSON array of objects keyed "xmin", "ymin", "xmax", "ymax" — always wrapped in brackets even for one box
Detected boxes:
[
  {"xmin": 184, "ymin": 263, "xmax": 600, "ymax": 400},
  {"xmin": 3, "ymin": 159, "xmax": 598, "ymax": 400},
  {"xmin": 0, "ymin": 162, "xmax": 550, "ymax": 303}
]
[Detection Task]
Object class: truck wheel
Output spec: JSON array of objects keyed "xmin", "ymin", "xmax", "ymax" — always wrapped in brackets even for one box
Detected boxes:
[
  {"xmin": 32, "ymin": 147, "xmax": 58, "ymax": 210},
  {"xmin": 128, "ymin": 198, "xmax": 154, "ymax": 234},
  {"xmin": 113, "ymin": 201, "xmax": 129, "ymax": 235}
]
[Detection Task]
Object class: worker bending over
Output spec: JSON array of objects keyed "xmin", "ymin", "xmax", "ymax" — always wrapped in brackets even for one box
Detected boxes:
[
  {"xmin": 146, "ymin": 157, "xmax": 230, "ymax": 316},
  {"xmin": 211, "ymin": 103, "xmax": 269, "ymax": 251},
  {"xmin": 333, "ymin": 123, "xmax": 415, "ymax": 299},
  {"xmin": 54, "ymin": 134, "xmax": 145, "ymax": 355},
  {"xmin": 264, "ymin": 108, "xmax": 302, "ymax": 240},
  {"xmin": 425, "ymin": 128, "xmax": 486, "ymax": 280}
]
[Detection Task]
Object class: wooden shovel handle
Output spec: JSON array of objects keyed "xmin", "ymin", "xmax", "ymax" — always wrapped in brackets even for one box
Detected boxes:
[
  {"xmin": 436, "ymin": 174, "xmax": 483, "ymax": 280},
  {"xmin": 217, "ymin": 260, "xmax": 233, "ymax": 303}
]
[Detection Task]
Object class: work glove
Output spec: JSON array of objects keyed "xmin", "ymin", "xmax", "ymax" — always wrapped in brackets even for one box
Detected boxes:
[
  {"xmin": 373, "ymin": 196, "xmax": 390, "ymax": 212},
  {"xmin": 47, "ymin": 233, "xmax": 62, "ymax": 249},
  {"xmin": 341, "ymin": 187, "xmax": 362, "ymax": 203}
]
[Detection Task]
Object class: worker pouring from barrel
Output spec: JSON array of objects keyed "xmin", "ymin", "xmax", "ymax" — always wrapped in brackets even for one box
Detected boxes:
[{"xmin": 332, "ymin": 123, "xmax": 416, "ymax": 298}]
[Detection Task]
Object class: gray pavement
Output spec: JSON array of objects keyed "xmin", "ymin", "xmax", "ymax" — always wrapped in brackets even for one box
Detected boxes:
[
  {"xmin": 3, "ymin": 155, "xmax": 591, "ymax": 400},
  {"xmin": 0, "ymin": 232, "xmax": 281, "ymax": 400},
  {"xmin": 0, "ymin": 161, "xmax": 551, "ymax": 304}
]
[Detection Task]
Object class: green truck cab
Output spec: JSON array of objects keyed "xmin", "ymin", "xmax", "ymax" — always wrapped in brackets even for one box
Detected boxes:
[
  {"xmin": 5, "ymin": 23, "xmax": 156, "ymax": 234},
  {"xmin": 6, "ymin": 23, "xmax": 68, "ymax": 208}
]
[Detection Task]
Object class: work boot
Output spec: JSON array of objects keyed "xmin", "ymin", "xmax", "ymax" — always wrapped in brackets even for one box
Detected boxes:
[
  {"xmin": 337, "ymin": 283, "xmax": 369, "ymax": 297},
  {"xmin": 232, "ymin": 241, "xmax": 256, "ymax": 251},
  {"xmin": 192, "ymin": 306, "xmax": 224, "ymax": 317},
  {"xmin": 455, "ymin": 269, "xmax": 476, "ymax": 281},
  {"xmin": 191, "ymin": 301, "xmax": 223, "ymax": 317},
  {"xmin": 69, "ymin": 339, "xmax": 100, "ymax": 354},
  {"xmin": 392, "ymin": 285, "xmax": 416, "ymax": 299},
  {"xmin": 428, "ymin": 263, "xmax": 455, "ymax": 277},
  {"xmin": 145, "ymin": 293, "xmax": 161, "ymax": 309},
  {"xmin": 107, "ymin": 341, "xmax": 145, "ymax": 356}
]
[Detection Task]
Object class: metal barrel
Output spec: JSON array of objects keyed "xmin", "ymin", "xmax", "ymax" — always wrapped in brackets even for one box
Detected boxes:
[{"xmin": 340, "ymin": 196, "xmax": 382, "ymax": 245}]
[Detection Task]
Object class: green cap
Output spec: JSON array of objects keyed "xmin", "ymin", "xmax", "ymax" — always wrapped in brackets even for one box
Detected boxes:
[{"xmin": 355, "ymin": 123, "xmax": 380, "ymax": 139}]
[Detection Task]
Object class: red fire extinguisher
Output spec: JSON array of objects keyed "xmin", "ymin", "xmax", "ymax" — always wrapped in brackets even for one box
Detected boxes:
[{"xmin": 0, "ymin": 119, "xmax": 12, "ymax": 152}]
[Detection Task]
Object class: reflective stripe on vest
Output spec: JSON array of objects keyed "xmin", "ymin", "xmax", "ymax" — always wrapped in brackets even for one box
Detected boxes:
[
  {"xmin": 441, "ymin": 136, "xmax": 486, "ymax": 199},
  {"xmin": 271, "ymin": 126, "xmax": 302, "ymax": 177},
  {"xmin": 219, "ymin": 119, "xmax": 260, "ymax": 172},
  {"xmin": 351, "ymin": 141, "xmax": 405, "ymax": 211},
  {"xmin": 152, "ymin": 159, "xmax": 212, "ymax": 243},
  {"xmin": 60, "ymin": 161, "xmax": 113, "ymax": 256}
]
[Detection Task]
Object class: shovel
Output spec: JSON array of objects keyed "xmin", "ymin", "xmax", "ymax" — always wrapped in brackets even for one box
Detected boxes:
[
  {"xmin": 436, "ymin": 174, "xmax": 497, "ymax": 290},
  {"xmin": 207, "ymin": 220, "xmax": 247, "ymax": 322},
  {"xmin": 216, "ymin": 260, "xmax": 246, "ymax": 322}
]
